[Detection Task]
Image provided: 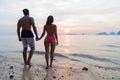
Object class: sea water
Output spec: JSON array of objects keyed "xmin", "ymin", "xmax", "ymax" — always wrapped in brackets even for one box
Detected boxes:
[{"xmin": 0, "ymin": 35, "xmax": 120, "ymax": 70}]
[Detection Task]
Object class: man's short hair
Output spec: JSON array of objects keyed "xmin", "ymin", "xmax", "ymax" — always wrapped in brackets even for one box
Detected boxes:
[{"xmin": 23, "ymin": 9, "xmax": 29, "ymax": 15}]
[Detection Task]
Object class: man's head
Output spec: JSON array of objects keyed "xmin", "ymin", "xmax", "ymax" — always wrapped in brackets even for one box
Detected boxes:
[{"xmin": 23, "ymin": 8, "xmax": 29, "ymax": 16}]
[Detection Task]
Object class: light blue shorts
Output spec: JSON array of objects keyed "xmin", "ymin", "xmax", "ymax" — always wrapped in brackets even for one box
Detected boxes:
[{"xmin": 21, "ymin": 38, "xmax": 35, "ymax": 48}]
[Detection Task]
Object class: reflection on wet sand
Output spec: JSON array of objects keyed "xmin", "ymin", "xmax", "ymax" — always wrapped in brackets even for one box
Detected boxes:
[
  {"xmin": 44, "ymin": 63, "xmax": 73, "ymax": 80},
  {"xmin": 22, "ymin": 65, "xmax": 33, "ymax": 80},
  {"xmin": 20, "ymin": 61, "xmax": 83, "ymax": 80},
  {"xmin": 44, "ymin": 68, "xmax": 54, "ymax": 80}
]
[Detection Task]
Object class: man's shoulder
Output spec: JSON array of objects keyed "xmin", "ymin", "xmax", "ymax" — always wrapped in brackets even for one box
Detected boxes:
[
  {"xmin": 20, "ymin": 16, "xmax": 34, "ymax": 19},
  {"xmin": 52, "ymin": 24, "xmax": 57, "ymax": 27},
  {"xmin": 18, "ymin": 16, "xmax": 25, "ymax": 21},
  {"xmin": 27, "ymin": 17, "xmax": 34, "ymax": 22},
  {"xmin": 18, "ymin": 17, "xmax": 23, "ymax": 23},
  {"xmin": 29, "ymin": 16, "xmax": 34, "ymax": 20}
]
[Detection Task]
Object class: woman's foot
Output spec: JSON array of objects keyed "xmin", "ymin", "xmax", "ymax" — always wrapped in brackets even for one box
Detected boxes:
[{"xmin": 50, "ymin": 64, "xmax": 52, "ymax": 67}]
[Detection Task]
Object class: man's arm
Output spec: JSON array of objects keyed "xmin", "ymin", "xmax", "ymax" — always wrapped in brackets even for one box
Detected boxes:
[
  {"xmin": 55, "ymin": 25, "xmax": 58, "ymax": 45},
  {"xmin": 17, "ymin": 20, "xmax": 21, "ymax": 41},
  {"xmin": 31, "ymin": 18, "xmax": 38, "ymax": 39},
  {"xmin": 38, "ymin": 26, "xmax": 46, "ymax": 40}
]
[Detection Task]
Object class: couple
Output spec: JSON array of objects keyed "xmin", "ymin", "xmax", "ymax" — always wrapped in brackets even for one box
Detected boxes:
[{"xmin": 17, "ymin": 8, "xmax": 58, "ymax": 69}]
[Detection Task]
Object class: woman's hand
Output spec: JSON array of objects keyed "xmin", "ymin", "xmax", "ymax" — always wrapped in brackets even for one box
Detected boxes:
[
  {"xmin": 36, "ymin": 37, "xmax": 40, "ymax": 41},
  {"xmin": 56, "ymin": 41, "xmax": 58, "ymax": 46}
]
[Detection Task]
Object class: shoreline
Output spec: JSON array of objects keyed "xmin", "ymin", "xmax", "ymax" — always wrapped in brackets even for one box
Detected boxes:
[{"xmin": 0, "ymin": 53, "xmax": 120, "ymax": 80}]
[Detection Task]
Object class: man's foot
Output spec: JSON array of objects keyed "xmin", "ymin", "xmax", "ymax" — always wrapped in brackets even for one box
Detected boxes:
[
  {"xmin": 26, "ymin": 62, "xmax": 32, "ymax": 68},
  {"xmin": 45, "ymin": 66, "xmax": 49, "ymax": 69},
  {"xmin": 24, "ymin": 61, "xmax": 27, "ymax": 65},
  {"xmin": 28, "ymin": 64, "xmax": 32, "ymax": 68}
]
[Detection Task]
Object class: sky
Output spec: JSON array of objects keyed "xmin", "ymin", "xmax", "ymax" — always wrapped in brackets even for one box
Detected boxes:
[{"xmin": 0, "ymin": 0, "xmax": 120, "ymax": 35}]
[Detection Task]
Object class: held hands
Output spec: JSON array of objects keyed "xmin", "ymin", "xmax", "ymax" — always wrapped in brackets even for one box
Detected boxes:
[
  {"xmin": 18, "ymin": 37, "xmax": 21, "ymax": 41},
  {"xmin": 36, "ymin": 37, "xmax": 41, "ymax": 41},
  {"xmin": 36, "ymin": 36, "xmax": 39, "ymax": 41}
]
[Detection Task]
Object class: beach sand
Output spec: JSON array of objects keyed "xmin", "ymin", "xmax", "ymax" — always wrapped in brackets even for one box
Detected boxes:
[{"xmin": 0, "ymin": 54, "xmax": 120, "ymax": 80}]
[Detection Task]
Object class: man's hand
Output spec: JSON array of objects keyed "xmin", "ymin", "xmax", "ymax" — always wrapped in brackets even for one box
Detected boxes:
[
  {"xmin": 19, "ymin": 38, "xmax": 22, "ymax": 41},
  {"xmin": 36, "ymin": 37, "xmax": 39, "ymax": 41}
]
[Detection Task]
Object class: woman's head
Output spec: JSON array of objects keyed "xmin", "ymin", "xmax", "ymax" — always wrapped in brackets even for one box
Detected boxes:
[{"xmin": 46, "ymin": 15, "xmax": 54, "ymax": 25}]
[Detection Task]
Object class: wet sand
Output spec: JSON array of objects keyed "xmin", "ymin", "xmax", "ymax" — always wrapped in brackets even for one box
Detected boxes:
[
  {"xmin": 0, "ymin": 54, "xmax": 120, "ymax": 80},
  {"xmin": 0, "ymin": 62, "xmax": 95, "ymax": 80}
]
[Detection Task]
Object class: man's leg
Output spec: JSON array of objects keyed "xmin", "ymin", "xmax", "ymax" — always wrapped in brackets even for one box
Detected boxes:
[
  {"xmin": 23, "ymin": 47, "xmax": 27, "ymax": 64},
  {"xmin": 27, "ymin": 47, "xmax": 35, "ymax": 66},
  {"xmin": 21, "ymin": 38, "xmax": 27, "ymax": 65},
  {"xmin": 26, "ymin": 38, "xmax": 35, "ymax": 67}
]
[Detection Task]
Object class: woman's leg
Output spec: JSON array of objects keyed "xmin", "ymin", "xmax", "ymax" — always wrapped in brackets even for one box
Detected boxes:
[
  {"xmin": 50, "ymin": 41, "xmax": 56, "ymax": 67},
  {"xmin": 44, "ymin": 40, "xmax": 49, "ymax": 69}
]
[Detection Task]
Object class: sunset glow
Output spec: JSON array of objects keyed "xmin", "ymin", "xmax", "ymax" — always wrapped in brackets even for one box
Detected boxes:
[
  {"xmin": 64, "ymin": 29, "xmax": 70, "ymax": 33},
  {"xmin": 0, "ymin": 0, "xmax": 120, "ymax": 35}
]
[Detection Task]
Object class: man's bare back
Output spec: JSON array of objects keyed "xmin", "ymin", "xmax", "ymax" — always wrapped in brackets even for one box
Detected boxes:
[{"xmin": 18, "ymin": 16, "xmax": 34, "ymax": 30}]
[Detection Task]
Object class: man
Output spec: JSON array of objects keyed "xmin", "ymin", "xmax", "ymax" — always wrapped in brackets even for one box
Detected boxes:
[{"xmin": 17, "ymin": 8, "xmax": 38, "ymax": 67}]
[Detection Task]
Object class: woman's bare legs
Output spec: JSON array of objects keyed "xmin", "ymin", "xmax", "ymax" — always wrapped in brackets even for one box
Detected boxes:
[
  {"xmin": 50, "ymin": 41, "xmax": 56, "ymax": 67},
  {"xmin": 44, "ymin": 40, "xmax": 49, "ymax": 69}
]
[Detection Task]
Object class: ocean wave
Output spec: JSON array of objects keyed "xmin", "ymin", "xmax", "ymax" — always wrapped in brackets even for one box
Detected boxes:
[
  {"xmin": 1, "ymin": 50, "xmax": 120, "ymax": 71},
  {"xmin": 99, "ymin": 49, "xmax": 117, "ymax": 52},
  {"xmin": 8, "ymin": 51, "xmax": 45, "ymax": 55},
  {"xmin": 8, "ymin": 50, "xmax": 81, "ymax": 61},
  {"xmin": 0, "ymin": 51, "xmax": 5, "ymax": 53},
  {"xmin": 34, "ymin": 51, "xmax": 81, "ymax": 62},
  {"xmin": 70, "ymin": 53, "xmax": 110, "ymax": 61},
  {"xmin": 1, "ymin": 50, "xmax": 120, "ymax": 68},
  {"xmin": 104, "ymin": 44, "xmax": 120, "ymax": 48},
  {"xmin": 70, "ymin": 53, "xmax": 120, "ymax": 65},
  {"xmin": 0, "ymin": 55, "xmax": 7, "ymax": 61},
  {"xmin": 94, "ymin": 65, "xmax": 120, "ymax": 71}
]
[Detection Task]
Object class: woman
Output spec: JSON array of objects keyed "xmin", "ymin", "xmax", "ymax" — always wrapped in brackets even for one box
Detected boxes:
[{"xmin": 38, "ymin": 15, "xmax": 58, "ymax": 69}]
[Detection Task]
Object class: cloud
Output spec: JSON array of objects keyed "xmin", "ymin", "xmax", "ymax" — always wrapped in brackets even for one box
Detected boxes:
[{"xmin": 0, "ymin": 0, "xmax": 120, "ymax": 34}]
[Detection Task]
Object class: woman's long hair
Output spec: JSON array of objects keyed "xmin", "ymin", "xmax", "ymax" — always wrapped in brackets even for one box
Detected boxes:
[{"xmin": 46, "ymin": 15, "xmax": 54, "ymax": 25}]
